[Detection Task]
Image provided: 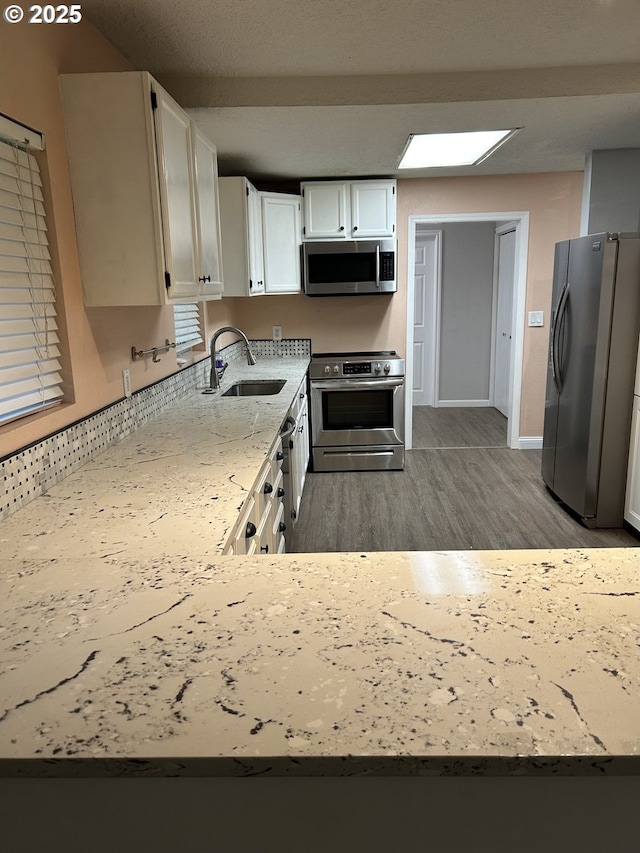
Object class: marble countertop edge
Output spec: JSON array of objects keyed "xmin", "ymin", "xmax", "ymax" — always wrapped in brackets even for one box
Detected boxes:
[{"xmin": 2, "ymin": 754, "xmax": 638, "ymax": 779}]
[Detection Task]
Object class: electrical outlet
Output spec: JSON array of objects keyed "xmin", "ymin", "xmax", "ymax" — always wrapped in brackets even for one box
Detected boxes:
[
  {"xmin": 122, "ymin": 368, "xmax": 132, "ymax": 398},
  {"xmin": 272, "ymin": 325, "xmax": 282, "ymax": 341}
]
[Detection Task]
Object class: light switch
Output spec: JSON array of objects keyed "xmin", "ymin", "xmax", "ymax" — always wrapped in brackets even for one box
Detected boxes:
[{"xmin": 528, "ymin": 311, "xmax": 544, "ymax": 327}]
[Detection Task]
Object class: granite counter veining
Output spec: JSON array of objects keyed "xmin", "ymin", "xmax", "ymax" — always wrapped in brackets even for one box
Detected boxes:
[
  {"xmin": 1, "ymin": 357, "xmax": 639, "ymax": 777},
  {"xmin": 1, "ymin": 548, "xmax": 638, "ymax": 777},
  {"xmin": 1, "ymin": 356, "xmax": 310, "ymax": 561}
]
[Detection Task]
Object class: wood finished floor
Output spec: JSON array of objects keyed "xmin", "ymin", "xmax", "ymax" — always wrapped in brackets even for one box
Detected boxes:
[{"xmin": 290, "ymin": 407, "xmax": 639, "ymax": 553}]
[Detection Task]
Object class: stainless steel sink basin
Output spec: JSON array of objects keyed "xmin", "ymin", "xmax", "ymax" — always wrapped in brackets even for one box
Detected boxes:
[{"xmin": 222, "ymin": 380, "xmax": 286, "ymax": 397}]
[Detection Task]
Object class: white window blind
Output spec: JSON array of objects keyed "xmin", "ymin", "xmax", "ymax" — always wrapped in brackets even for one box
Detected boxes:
[
  {"xmin": 0, "ymin": 133, "xmax": 63, "ymax": 425},
  {"xmin": 173, "ymin": 303, "xmax": 204, "ymax": 354}
]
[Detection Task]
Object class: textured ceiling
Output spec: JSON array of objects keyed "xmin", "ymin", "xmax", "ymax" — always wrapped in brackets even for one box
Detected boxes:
[{"xmin": 80, "ymin": 0, "xmax": 640, "ymax": 181}]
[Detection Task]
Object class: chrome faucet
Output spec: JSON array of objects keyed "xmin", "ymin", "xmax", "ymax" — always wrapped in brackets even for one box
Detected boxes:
[{"xmin": 206, "ymin": 326, "xmax": 257, "ymax": 391}]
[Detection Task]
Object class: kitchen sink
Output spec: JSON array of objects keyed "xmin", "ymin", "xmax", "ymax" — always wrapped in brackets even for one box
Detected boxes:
[{"xmin": 222, "ymin": 380, "xmax": 286, "ymax": 397}]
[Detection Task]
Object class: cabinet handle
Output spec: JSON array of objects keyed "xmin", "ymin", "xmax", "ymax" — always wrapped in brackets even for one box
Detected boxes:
[
  {"xmin": 263, "ymin": 482, "xmax": 273, "ymax": 494},
  {"xmin": 339, "ymin": 226, "xmax": 344, "ymax": 231},
  {"xmin": 276, "ymin": 451, "xmax": 284, "ymax": 461},
  {"xmin": 277, "ymin": 487, "xmax": 285, "ymax": 498},
  {"xmin": 249, "ymin": 279, "xmax": 253, "ymax": 290},
  {"xmin": 198, "ymin": 275, "xmax": 211, "ymax": 283},
  {"xmin": 260, "ymin": 544, "xmax": 269, "ymax": 553},
  {"xmin": 278, "ymin": 521, "xmax": 287, "ymax": 533},
  {"xmin": 353, "ymin": 226, "xmax": 358, "ymax": 232},
  {"xmin": 245, "ymin": 521, "xmax": 257, "ymax": 539},
  {"xmin": 300, "ymin": 392, "xmax": 305, "ymax": 399}
]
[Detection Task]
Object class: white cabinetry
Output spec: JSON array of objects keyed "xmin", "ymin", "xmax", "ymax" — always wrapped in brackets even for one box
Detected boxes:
[
  {"xmin": 261, "ymin": 192, "xmax": 302, "ymax": 294},
  {"xmin": 192, "ymin": 128, "xmax": 224, "ymax": 299},
  {"xmin": 286, "ymin": 378, "xmax": 310, "ymax": 526},
  {"xmin": 59, "ymin": 71, "xmax": 223, "ymax": 305},
  {"xmin": 301, "ymin": 180, "xmax": 396, "ymax": 240},
  {"xmin": 624, "ymin": 337, "xmax": 640, "ymax": 531},
  {"xmin": 218, "ymin": 177, "xmax": 264, "ymax": 296},
  {"xmin": 624, "ymin": 395, "xmax": 640, "ymax": 531},
  {"xmin": 227, "ymin": 438, "xmax": 286, "ymax": 555}
]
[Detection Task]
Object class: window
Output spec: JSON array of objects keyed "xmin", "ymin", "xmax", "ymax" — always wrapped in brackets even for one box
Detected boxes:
[
  {"xmin": 0, "ymin": 119, "xmax": 63, "ymax": 425},
  {"xmin": 173, "ymin": 302, "xmax": 204, "ymax": 364}
]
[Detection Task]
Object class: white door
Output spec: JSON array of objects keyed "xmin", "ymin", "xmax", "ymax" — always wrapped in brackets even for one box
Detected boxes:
[
  {"xmin": 350, "ymin": 181, "xmax": 395, "ymax": 237},
  {"xmin": 153, "ymin": 87, "xmax": 199, "ymax": 300},
  {"xmin": 262, "ymin": 193, "xmax": 302, "ymax": 293},
  {"xmin": 192, "ymin": 129, "xmax": 223, "ymax": 298},
  {"xmin": 493, "ymin": 227, "xmax": 516, "ymax": 418},
  {"xmin": 246, "ymin": 182, "xmax": 264, "ymax": 294},
  {"xmin": 302, "ymin": 183, "xmax": 348, "ymax": 238},
  {"xmin": 412, "ymin": 231, "xmax": 441, "ymax": 406}
]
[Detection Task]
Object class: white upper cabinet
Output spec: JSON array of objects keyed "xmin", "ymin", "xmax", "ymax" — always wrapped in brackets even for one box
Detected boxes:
[
  {"xmin": 192, "ymin": 128, "xmax": 224, "ymax": 299},
  {"xmin": 219, "ymin": 178, "xmax": 302, "ymax": 296},
  {"xmin": 301, "ymin": 182, "xmax": 349, "ymax": 239},
  {"xmin": 262, "ymin": 192, "xmax": 302, "ymax": 294},
  {"xmin": 301, "ymin": 179, "xmax": 396, "ymax": 240},
  {"xmin": 59, "ymin": 71, "xmax": 223, "ymax": 306},
  {"xmin": 218, "ymin": 176, "xmax": 264, "ymax": 296},
  {"xmin": 350, "ymin": 181, "xmax": 396, "ymax": 238}
]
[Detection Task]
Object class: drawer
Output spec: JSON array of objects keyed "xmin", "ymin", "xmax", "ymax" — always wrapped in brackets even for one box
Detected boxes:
[
  {"xmin": 231, "ymin": 496, "xmax": 257, "ymax": 556},
  {"xmin": 253, "ymin": 458, "xmax": 276, "ymax": 520},
  {"xmin": 288, "ymin": 378, "xmax": 307, "ymax": 421}
]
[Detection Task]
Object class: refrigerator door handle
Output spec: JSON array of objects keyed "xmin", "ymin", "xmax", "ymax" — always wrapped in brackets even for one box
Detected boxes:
[{"xmin": 551, "ymin": 280, "xmax": 570, "ymax": 391}]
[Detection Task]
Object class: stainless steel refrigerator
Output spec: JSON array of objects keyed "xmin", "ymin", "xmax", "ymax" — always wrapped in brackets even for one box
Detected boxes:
[{"xmin": 541, "ymin": 232, "xmax": 640, "ymax": 527}]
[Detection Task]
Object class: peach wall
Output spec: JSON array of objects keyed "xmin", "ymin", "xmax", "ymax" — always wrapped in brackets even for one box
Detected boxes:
[
  {"xmin": 230, "ymin": 173, "xmax": 582, "ymax": 438},
  {"xmin": 397, "ymin": 174, "xmax": 583, "ymax": 436},
  {"xmin": 0, "ymin": 20, "xmax": 232, "ymax": 456}
]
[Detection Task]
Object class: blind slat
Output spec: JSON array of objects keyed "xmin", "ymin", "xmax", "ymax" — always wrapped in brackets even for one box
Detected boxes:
[{"xmin": 0, "ymin": 136, "xmax": 63, "ymax": 425}]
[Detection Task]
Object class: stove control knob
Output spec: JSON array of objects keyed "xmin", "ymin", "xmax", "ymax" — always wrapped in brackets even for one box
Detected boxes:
[
  {"xmin": 333, "ymin": 364, "xmax": 340, "ymax": 374},
  {"xmin": 384, "ymin": 362, "xmax": 391, "ymax": 374},
  {"xmin": 324, "ymin": 364, "xmax": 331, "ymax": 374},
  {"xmin": 374, "ymin": 362, "xmax": 382, "ymax": 374}
]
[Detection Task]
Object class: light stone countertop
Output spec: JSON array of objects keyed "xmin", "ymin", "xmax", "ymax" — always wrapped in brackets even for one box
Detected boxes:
[
  {"xmin": 1, "ymin": 356, "xmax": 639, "ymax": 778},
  {"xmin": 2, "ymin": 356, "xmax": 310, "ymax": 561}
]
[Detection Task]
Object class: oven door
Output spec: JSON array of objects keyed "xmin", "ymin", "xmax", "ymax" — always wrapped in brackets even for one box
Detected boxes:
[{"xmin": 310, "ymin": 377, "xmax": 405, "ymax": 448}]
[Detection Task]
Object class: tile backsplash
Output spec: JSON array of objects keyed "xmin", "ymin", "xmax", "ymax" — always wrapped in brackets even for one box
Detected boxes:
[{"xmin": 1, "ymin": 339, "xmax": 310, "ymax": 520}]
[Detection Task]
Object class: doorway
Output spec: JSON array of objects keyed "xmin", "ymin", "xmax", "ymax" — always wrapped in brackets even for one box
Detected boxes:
[{"xmin": 405, "ymin": 212, "xmax": 530, "ymax": 450}]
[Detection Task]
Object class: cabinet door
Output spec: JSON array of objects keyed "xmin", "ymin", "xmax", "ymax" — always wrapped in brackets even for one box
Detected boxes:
[
  {"xmin": 192, "ymin": 129, "xmax": 224, "ymax": 298},
  {"xmin": 350, "ymin": 181, "xmax": 396, "ymax": 237},
  {"xmin": 624, "ymin": 396, "xmax": 640, "ymax": 531},
  {"xmin": 291, "ymin": 396, "xmax": 309, "ymax": 521},
  {"xmin": 302, "ymin": 183, "xmax": 348, "ymax": 239},
  {"xmin": 247, "ymin": 182, "xmax": 265, "ymax": 294},
  {"xmin": 262, "ymin": 193, "xmax": 302, "ymax": 294},
  {"xmin": 153, "ymin": 87, "xmax": 200, "ymax": 300}
]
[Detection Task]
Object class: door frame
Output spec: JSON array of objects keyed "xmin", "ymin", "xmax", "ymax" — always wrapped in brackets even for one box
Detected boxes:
[{"xmin": 405, "ymin": 211, "xmax": 530, "ymax": 450}]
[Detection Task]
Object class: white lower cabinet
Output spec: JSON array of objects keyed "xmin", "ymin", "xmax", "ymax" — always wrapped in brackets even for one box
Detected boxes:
[
  {"xmin": 226, "ymin": 435, "xmax": 285, "ymax": 555},
  {"xmin": 624, "ymin": 395, "xmax": 640, "ymax": 531},
  {"xmin": 284, "ymin": 378, "xmax": 310, "ymax": 528}
]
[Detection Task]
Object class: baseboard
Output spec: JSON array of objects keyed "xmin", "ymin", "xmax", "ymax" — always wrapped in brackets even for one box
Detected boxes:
[
  {"xmin": 518, "ymin": 436, "xmax": 543, "ymax": 450},
  {"xmin": 436, "ymin": 399, "xmax": 491, "ymax": 408}
]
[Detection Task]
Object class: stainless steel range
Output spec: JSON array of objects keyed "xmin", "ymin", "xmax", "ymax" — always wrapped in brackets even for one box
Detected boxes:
[{"xmin": 309, "ymin": 351, "xmax": 405, "ymax": 471}]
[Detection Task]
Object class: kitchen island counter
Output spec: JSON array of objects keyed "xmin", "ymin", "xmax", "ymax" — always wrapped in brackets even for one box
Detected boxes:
[{"xmin": 1, "ymin": 546, "xmax": 638, "ymax": 778}]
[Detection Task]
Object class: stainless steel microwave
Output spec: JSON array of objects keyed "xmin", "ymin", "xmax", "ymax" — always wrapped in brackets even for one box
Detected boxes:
[{"xmin": 303, "ymin": 239, "xmax": 396, "ymax": 296}]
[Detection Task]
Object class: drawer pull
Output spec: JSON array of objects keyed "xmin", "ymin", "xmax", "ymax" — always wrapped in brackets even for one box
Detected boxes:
[
  {"xmin": 245, "ymin": 521, "xmax": 257, "ymax": 539},
  {"xmin": 276, "ymin": 451, "xmax": 284, "ymax": 461},
  {"xmin": 260, "ymin": 544, "xmax": 269, "ymax": 553},
  {"xmin": 263, "ymin": 482, "xmax": 273, "ymax": 494},
  {"xmin": 278, "ymin": 521, "xmax": 287, "ymax": 533},
  {"xmin": 277, "ymin": 487, "xmax": 285, "ymax": 498}
]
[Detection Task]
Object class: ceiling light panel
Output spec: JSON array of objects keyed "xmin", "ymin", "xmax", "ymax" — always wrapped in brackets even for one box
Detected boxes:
[{"xmin": 398, "ymin": 129, "xmax": 520, "ymax": 169}]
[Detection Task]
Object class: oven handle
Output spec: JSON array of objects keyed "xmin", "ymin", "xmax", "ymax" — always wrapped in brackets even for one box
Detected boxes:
[{"xmin": 310, "ymin": 378, "xmax": 404, "ymax": 391}]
